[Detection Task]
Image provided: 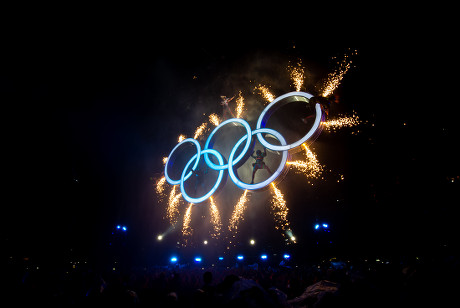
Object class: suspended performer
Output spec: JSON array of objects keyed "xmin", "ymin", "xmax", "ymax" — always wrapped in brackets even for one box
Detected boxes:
[
  {"xmin": 250, "ymin": 148, "xmax": 273, "ymax": 184},
  {"xmin": 220, "ymin": 95, "xmax": 235, "ymax": 119}
]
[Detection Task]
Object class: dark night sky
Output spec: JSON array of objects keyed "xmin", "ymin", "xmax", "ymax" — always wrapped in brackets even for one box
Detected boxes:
[{"xmin": 3, "ymin": 11, "xmax": 458, "ymax": 265}]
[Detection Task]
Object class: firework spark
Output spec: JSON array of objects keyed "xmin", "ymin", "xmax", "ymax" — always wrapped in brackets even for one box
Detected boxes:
[
  {"xmin": 270, "ymin": 183, "xmax": 290, "ymax": 232},
  {"xmin": 287, "ymin": 144, "xmax": 324, "ymax": 180},
  {"xmin": 167, "ymin": 185, "xmax": 182, "ymax": 225},
  {"xmin": 182, "ymin": 203, "xmax": 194, "ymax": 236},
  {"xmin": 235, "ymin": 90, "xmax": 245, "ymax": 118},
  {"xmin": 209, "ymin": 113, "xmax": 221, "ymax": 126},
  {"xmin": 228, "ymin": 190, "xmax": 249, "ymax": 232},
  {"xmin": 209, "ymin": 197, "xmax": 222, "ymax": 238},
  {"xmin": 254, "ymin": 84, "xmax": 275, "ymax": 103},
  {"xmin": 177, "ymin": 134, "xmax": 186, "ymax": 143},
  {"xmin": 155, "ymin": 176, "xmax": 167, "ymax": 201},
  {"xmin": 321, "ymin": 111, "xmax": 361, "ymax": 132},
  {"xmin": 288, "ymin": 60, "xmax": 305, "ymax": 92},
  {"xmin": 320, "ymin": 49, "xmax": 357, "ymax": 97},
  {"xmin": 193, "ymin": 122, "xmax": 209, "ymax": 139}
]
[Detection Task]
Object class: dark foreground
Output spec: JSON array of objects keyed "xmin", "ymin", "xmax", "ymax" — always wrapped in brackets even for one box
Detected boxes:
[{"xmin": 5, "ymin": 255, "xmax": 459, "ymax": 307}]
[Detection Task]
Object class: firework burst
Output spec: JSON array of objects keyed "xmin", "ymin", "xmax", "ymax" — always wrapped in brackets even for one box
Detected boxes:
[
  {"xmin": 287, "ymin": 144, "xmax": 324, "ymax": 181},
  {"xmin": 167, "ymin": 185, "xmax": 182, "ymax": 225},
  {"xmin": 235, "ymin": 90, "xmax": 245, "ymax": 118},
  {"xmin": 270, "ymin": 183, "xmax": 290, "ymax": 232},
  {"xmin": 209, "ymin": 197, "xmax": 222, "ymax": 238},
  {"xmin": 228, "ymin": 189, "xmax": 250, "ymax": 232},
  {"xmin": 254, "ymin": 84, "xmax": 275, "ymax": 103},
  {"xmin": 155, "ymin": 176, "xmax": 167, "ymax": 201},
  {"xmin": 288, "ymin": 59, "xmax": 305, "ymax": 92},
  {"xmin": 322, "ymin": 111, "xmax": 361, "ymax": 132},
  {"xmin": 209, "ymin": 113, "xmax": 221, "ymax": 126},
  {"xmin": 182, "ymin": 203, "xmax": 194, "ymax": 237},
  {"xmin": 320, "ymin": 49, "xmax": 358, "ymax": 97}
]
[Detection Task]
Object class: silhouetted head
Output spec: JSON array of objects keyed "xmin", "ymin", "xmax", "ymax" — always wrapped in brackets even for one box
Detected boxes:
[{"xmin": 256, "ymin": 150, "xmax": 262, "ymax": 155}]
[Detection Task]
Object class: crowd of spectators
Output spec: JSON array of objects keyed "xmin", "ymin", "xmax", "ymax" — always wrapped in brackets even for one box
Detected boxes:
[{"xmin": 6, "ymin": 254, "xmax": 459, "ymax": 307}]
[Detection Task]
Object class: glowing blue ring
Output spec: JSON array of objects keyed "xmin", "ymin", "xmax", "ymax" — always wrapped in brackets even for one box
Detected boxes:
[
  {"xmin": 256, "ymin": 92, "xmax": 323, "ymax": 151},
  {"xmin": 164, "ymin": 138, "xmax": 201, "ymax": 185},
  {"xmin": 228, "ymin": 128, "xmax": 288, "ymax": 190},
  {"xmin": 180, "ymin": 149, "xmax": 225, "ymax": 203},
  {"xmin": 204, "ymin": 118, "xmax": 252, "ymax": 170}
]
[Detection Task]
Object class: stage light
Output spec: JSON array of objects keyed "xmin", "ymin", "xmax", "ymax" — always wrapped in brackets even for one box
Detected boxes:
[
  {"xmin": 203, "ymin": 240, "xmax": 208, "ymax": 245},
  {"xmin": 250, "ymin": 239, "xmax": 255, "ymax": 245},
  {"xmin": 218, "ymin": 257, "xmax": 224, "ymax": 261},
  {"xmin": 283, "ymin": 254, "xmax": 290, "ymax": 259},
  {"xmin": 122, "ymin": 226, "xmax": 127, "ymax": 231},
  {"xmin": 322, "ymin": 223, "xmax": 328, "ymax": 228},
  {"xmin": 117, "ymin": 225, "xmax": 121, "ymax": 229},
  {"xmin": 157, "ymin": 235, "xmax": 163, "ymax": 241},
  {"xmin": 315, "ymin": 224, "xmax": 320, "ymax": 230},
  {"xmin": 194, "ymin": 257, "xmax": 202, "ymax": 262},
  {"xmin": 170, "ymin": 257, "xmax": 178, "ymax": 262},
  {"xmin": 290, "ymin": 236, "xmax": 296, "ymax": 241},
  {"xmin": 261, "ymin": 254, "xmax": 268, "ymax": 260},
  {"xmin": 237, "ymin": 255, "xmax": 244, "ymax": 260}
]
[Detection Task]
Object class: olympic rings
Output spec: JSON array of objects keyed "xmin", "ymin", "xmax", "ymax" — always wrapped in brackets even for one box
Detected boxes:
[
  {"xmin": 204, "ymin": 118, "xmax": 252, "ymax": 170},
  {"xmin": 164, "ymin": 138, "xmax": 201, "ymax": 185},
  {"xmin": 257, "ymin": 92, "xmax": 324, "ymax": 151},
  {"xmin": 180, "ymin": 149, "xmax": 225, "ymax": 204},
  {"xmin": 228, "ymin": 128, "xmax": 288, "ymax": 190},
  {"xmin": 164, "ymin": 92, "xmax": 324, "ymax": 203}
]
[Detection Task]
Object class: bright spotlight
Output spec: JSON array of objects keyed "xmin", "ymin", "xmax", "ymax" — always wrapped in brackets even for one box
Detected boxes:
[
  {"xmin": 237, "ymin": 255, "xmax": 244, "ymax": 260},
  {"xmin": 290, "ymin": 236, "xmax": 296, "ymax": 241},
  {"xmin": 283, "ymin": 254, "xmax": 290, "ymax": 259},
  {"xmin": 315, "ymin": 224, "xmax": 320, "ymax": 230},
  {"xmin": 194, "ymin": 257, "xmax": 202, "ymax": 263},
  {"xmin": 322, "ymin": 223, "xmax": 328, "ymax": 228},
  {"xmin": 116, "ymin": 225, "xmax": 121, "ymax": 229},
  {"xmin": 157, "ymin": 235, "xmax": 163, "ymax": 241},
  {"xmin": 218, "ymin": 257, "xmax": 224, "ymax": 261},
  {"xmin": 170, "ymin": 257, "xmax": 178, "ymax": 262},
  {"xmin": 203, "ymin": 240, "xmax": 208, "ymax": 245},
  {"xmin": 122, "ymin": 226, "xmax": 127, "ymax": 231},
  {"xmin": 261, "ymin": 254, "xmax": 268, "ymax": 260},
  {"xmin": 250, "ymin": 239, "xmax": 255, "ymax": 245}
]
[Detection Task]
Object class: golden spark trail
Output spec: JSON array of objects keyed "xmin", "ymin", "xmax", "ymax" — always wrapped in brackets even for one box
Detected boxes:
[
  {"xmin": 182, "ymin": 203, "xmax": 193, "ymax": 236},
  {"xmin": 229, "ymin": 190, "xmax": 249, "ymax": 232},
  {"xmin": 235, "ymin": 90, "xmax": 245, "ymax": 118},
  {"xmin": 155, "ymin": 176, "xmax": 167, "ymax": 201},
  {"xmin": 177, "ymin": 134, "xmax": 186, "ymax": 143},
  {"xmin": 254, "ymin": 84, "xmax": 275, "ymax": 103},
  {"xmin": 167, "ymin": 185, "xmax": 182, "ymax": 225},
  {"xmin": 320, "ymin": 49, "xmax": 357, "ymax": 97},
  {"xmin": 209, "ymin": 197, "xmax": 222, "ymax": 238},
  {"xmin": 193, "ymin": 122, "xmax": 209, "ymax": 139},
  {"xmin": 209, "ymin": 113, "xmax": 221, "ymax": 126},
  {"xmin": 286, "ymin": 144, "xmax": 323, "ymax": 180},
  {"xmin": 288, "ymin": 60, "xmax": 305, "ymax": 92},
  {"xmin": 270, "ymin": 183, "xmax": 290, "ymax": 232},
  {"xmin": 322, "ymin": 112, "xmax": 361, "ymax": 132}
]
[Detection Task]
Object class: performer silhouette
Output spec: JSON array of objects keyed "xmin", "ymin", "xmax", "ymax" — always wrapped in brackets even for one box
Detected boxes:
[
  {"xmin": 250, "ymin": 148, "xmax": 273, "ymax": 184},
  {"xmin": 220, "ymin": 95, "xmax": 235, "ymax": 119}
]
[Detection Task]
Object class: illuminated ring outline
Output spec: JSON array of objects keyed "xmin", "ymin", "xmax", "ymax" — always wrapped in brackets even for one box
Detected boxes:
[
  {"xmin": 204, "ymin": 118, "xmax": 252, "ymax": 170},
  {"xmin": 180, "ymin": 149, "xmax": 225, "ymax": 204},
  {"xmin": 164, "ymin": 138, "xmax": 201, "ymax": 185},
  {"xmin": 228, "ymin": 128, "xmax": 288, "ymax": 190},
  {"xmin": 256, "ymin": 92, "xmax": 323, "ymax": 151}
]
